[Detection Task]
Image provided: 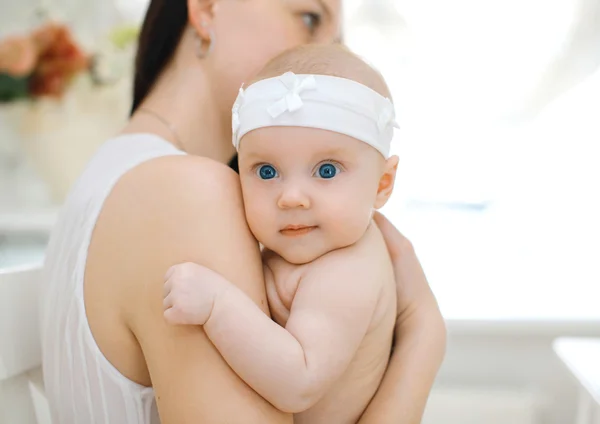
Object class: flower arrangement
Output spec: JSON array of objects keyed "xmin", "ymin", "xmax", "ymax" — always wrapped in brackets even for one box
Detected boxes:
[
  {"xmin": 0, "ymin": 21, "xmax": 139, "ymax": 102},
  {"xmin": 0, "ymin": 19, "xmax": 140, "ymax": 202}
]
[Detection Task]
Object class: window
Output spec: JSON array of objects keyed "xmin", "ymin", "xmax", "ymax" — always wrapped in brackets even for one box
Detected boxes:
[{"xmin": 345, "ymin": 0, "xmax": 600, "ymax": 320}]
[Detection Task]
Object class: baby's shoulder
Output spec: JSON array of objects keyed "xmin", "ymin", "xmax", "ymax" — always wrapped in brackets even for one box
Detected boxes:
[
  {"xmin": 308, "ymin": 223, "xmax": 392, "ymax": 282},
  {"xmin": 355, "ymin": 221, "xmax": 389, "ymax": 254},
  {"xmin": 321, "ymin": 222, "xmax": 389, "ymax": 266}
]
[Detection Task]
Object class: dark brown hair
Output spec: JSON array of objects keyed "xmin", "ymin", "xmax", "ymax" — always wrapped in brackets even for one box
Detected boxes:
[
  {"xmin": 130, "ymin": 2, "xmax": 345, "ymax": 172},
  {"xmin": 130, "ymin": 1, "xmax": 242, "ymax": 170},
  {"xmin": 131, "ymin": 0, "xmax": 189, "ymax": 114}
]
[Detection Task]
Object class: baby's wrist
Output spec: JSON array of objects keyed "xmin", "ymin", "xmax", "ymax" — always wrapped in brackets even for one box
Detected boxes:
[{"xmin": 203, "ymin": 277, "xmax": 232, "ymax": 324}]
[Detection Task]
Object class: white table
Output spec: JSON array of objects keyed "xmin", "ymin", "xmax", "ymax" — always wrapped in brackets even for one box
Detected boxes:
[
  {"xmin": 0, "ymin": 205, "xmax": 54, "ymax": 424},
  {"xmin": 0, "ymin": 208, "xmax": 55, "ymax": 271},
  {"xmin": 0, "ymin": 265, "xmax": 51, "ymax": 424},
  {"xmin": 0, "ymin": 208, "xmax": 57, "ymax": 236},
  {"xmin": 553, "ymin": 338, "xmax": 600, "ymax": 424}
]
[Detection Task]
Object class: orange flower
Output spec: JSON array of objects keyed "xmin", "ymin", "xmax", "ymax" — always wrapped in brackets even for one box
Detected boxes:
[
  {"xmin": 0, "ymin": 23, "xmax": 90, "ymax": 98},
  {"xmin": 28, "ymin": 23, "xmax": 90, "ymax": 97},
  {"xmin": 0, "ymin": 35, "xmax": 38, "ymax": 76}
]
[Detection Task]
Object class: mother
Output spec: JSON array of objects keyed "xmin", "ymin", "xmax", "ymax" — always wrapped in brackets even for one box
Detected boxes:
[{"xmin": 40, "ymin": 0, "xmax": 446, "ymax": 423}]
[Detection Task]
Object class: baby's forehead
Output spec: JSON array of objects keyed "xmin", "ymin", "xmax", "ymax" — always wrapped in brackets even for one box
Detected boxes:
[{"xmin": 241, "ymin": 128, "xmax": 381, "ymax": 162}]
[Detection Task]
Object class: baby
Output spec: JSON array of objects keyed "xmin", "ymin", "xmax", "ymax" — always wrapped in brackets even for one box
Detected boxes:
[{"xmin": 163, "ymin": 44, "xmax": 400, "ymax": 424}]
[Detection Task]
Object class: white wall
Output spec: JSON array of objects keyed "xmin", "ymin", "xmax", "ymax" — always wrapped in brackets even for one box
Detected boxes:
[{"xmin": 0, "ymin": 0, "xmax": 147, "ymax": 41}]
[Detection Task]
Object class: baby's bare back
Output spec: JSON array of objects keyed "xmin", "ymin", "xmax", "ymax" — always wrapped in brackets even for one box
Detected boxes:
[{"xmin": 265, "ymin": 224, "xmax": 397, "ymax": 424}]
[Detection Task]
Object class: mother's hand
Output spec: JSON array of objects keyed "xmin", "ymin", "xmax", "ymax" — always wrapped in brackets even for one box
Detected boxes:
[
  {"xmin": 358, "ymin": 212, "xmax": 447, "ymax": 424},
  {"xmin": 374, "ymin": 212, "xmax": 444, "ymax": 340}
]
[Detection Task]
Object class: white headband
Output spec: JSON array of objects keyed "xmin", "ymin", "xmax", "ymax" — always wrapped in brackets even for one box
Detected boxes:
[{"xmin": 231, "ymin": 72, "xmax": 399, "ymax": 158}]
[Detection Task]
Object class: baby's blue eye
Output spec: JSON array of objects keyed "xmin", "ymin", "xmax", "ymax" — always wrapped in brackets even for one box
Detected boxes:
[
  {"xmin": 258, "ymin": 164, "xmax": 278, "ymax": 180},
  {"xmin": 317, "ymin": 163, "xmax": 338, "ymax": 179}
]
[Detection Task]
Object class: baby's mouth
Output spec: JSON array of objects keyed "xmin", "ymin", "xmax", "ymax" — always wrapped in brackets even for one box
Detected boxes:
[{"xmin": 280, "ymin": 225, "xmax": 318, "ymax": 236}]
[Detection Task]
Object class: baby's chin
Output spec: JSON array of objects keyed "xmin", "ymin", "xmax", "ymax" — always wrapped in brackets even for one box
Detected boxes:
[
  {"xmin": 259, "ymin": 240, "xmax": 326, "ymax": 265},
  {"xmin": 278, "ymin": 249, "xmax": 324, "ymax": 265},
  {"xmin": 263, "ymin": 227, "xmax": 369, "ymax": 264},
  {"xmin": 268, "ymin": 242, "xmax": 351, "ymax": 265}
]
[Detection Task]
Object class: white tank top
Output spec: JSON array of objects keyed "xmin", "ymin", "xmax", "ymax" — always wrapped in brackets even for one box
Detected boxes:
[{"xmin": 40, "ymin": 134, "xmax": 186, "ymax": 424}]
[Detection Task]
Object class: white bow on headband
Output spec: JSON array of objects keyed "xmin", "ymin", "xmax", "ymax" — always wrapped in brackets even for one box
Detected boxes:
[
  {"xmin": 266, "ymin": 73, "xmax": 317, "ymax": 118},
  {"xmin": 232, "ymin": 72, "xmax": 399, "ymax": 158}
]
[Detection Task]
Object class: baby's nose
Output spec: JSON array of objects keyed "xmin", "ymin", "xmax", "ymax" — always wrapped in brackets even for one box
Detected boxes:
[{"xmin": 277, "ymin": 185, "xmax": 311, "ymax": 210}]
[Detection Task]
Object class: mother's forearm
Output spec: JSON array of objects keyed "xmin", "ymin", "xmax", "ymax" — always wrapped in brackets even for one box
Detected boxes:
[{"xmin": 358, "ymin": 304, "xmax": 447, "ymax": 424}]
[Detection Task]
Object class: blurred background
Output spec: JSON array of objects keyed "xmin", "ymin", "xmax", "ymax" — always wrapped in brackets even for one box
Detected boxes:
[{"xmin": 1, "ymin": 0, "xmax": 599, "ymax": 423}]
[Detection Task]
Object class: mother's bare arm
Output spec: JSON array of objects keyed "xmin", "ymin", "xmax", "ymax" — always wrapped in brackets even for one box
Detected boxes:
[
  {"xmin": 358, "ymin": 213, "xmax": 447, "ymax": 424},
  {"xmin": 108, "ymin": 155, "xmax": 292, "ymax": 424}
]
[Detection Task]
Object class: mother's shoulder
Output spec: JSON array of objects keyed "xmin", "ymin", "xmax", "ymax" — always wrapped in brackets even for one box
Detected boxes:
[
  {"xmin": 99, "ymin": 153, "xmax": 246, "ymax": 255},
  {"xmin": 116, "ymin": 154, "xmax": 242, "ymax": 210},
  {"xmin": 135, "ymin": 154, "xmax": 239, "ymax": 191}
]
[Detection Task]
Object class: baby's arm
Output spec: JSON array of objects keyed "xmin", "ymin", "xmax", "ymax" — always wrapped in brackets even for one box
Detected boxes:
[{"xmin": 163, "ymin": 251, "xmax": 381, "ymax": 413}]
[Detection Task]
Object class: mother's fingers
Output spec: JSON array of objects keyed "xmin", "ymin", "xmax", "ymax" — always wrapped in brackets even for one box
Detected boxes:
[
  {"xmin": 372, "ymin": 211, "xmax": 392, "ymax": 233},
  {"xmin": 373, "ymin": 211, "xmax": 411, "ymax": 260}
]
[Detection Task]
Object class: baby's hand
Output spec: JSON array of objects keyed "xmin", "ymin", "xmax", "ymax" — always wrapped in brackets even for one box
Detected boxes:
[{"xmin": 163, "ymin": 262, "xmax": 226, "ymax": 326}]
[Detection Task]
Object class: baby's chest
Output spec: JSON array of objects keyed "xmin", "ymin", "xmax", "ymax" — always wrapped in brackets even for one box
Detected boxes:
[{"xmin": 264, "ymin": 258, "xmax": 304, "ymax": 326}]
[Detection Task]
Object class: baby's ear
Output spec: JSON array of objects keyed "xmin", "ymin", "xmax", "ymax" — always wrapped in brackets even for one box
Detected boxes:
[{"xmin": 374, "ymin": 155, "xmax": 399, "ymax": 209}]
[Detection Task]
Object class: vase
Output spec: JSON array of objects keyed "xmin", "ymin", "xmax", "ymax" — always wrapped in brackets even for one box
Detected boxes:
[{"xmin": 2, "ymin": 75, "xmax": 132, "ymax": 202}]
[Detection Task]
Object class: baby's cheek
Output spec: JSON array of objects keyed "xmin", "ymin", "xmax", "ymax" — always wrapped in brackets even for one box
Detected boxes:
[
  {"xmin": 244, "ymin": 201, "xmax": 270, "ymax": 241},
  {"xmin": 326, "ymin": 198, "xmax": 371, "ymax": 246}
]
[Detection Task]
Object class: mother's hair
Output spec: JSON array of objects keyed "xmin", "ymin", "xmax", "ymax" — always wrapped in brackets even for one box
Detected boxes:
[{"xmin": 131, "ymin": 0, "xmax": 188, "ymax": 114}]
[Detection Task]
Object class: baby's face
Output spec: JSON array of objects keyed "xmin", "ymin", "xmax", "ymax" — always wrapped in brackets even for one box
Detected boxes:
[{"xmin": 238, "ymin": 126, "xmax": 390, "ymax": 265}]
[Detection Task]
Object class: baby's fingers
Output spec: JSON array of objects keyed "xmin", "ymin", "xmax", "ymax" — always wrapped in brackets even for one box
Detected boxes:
[
  {"xmin": 164, "ymin": 264, "xmax": 179, "ymax": 282},
  {"xmin": 164, "ymin": 307, "xmax": 186, "ymax": 325},
  {"xmin": 163, "ymin": 277, "xmax": 173, "ymax": 299},
  {"xmin": 163, "ymin": 290, "xmax": 175, "ymax": 311}
]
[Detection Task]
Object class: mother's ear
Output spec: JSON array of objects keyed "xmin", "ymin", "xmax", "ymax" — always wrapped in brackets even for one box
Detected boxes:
[{"xmin": 188, "ymin": 0, "xmax": 216, "ymax": 39}]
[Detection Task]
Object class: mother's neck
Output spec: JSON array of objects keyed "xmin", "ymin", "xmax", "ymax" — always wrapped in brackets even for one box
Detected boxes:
[{"xmin": 126, "ymin": 62, "xmax": 236, "ymax": 164}]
